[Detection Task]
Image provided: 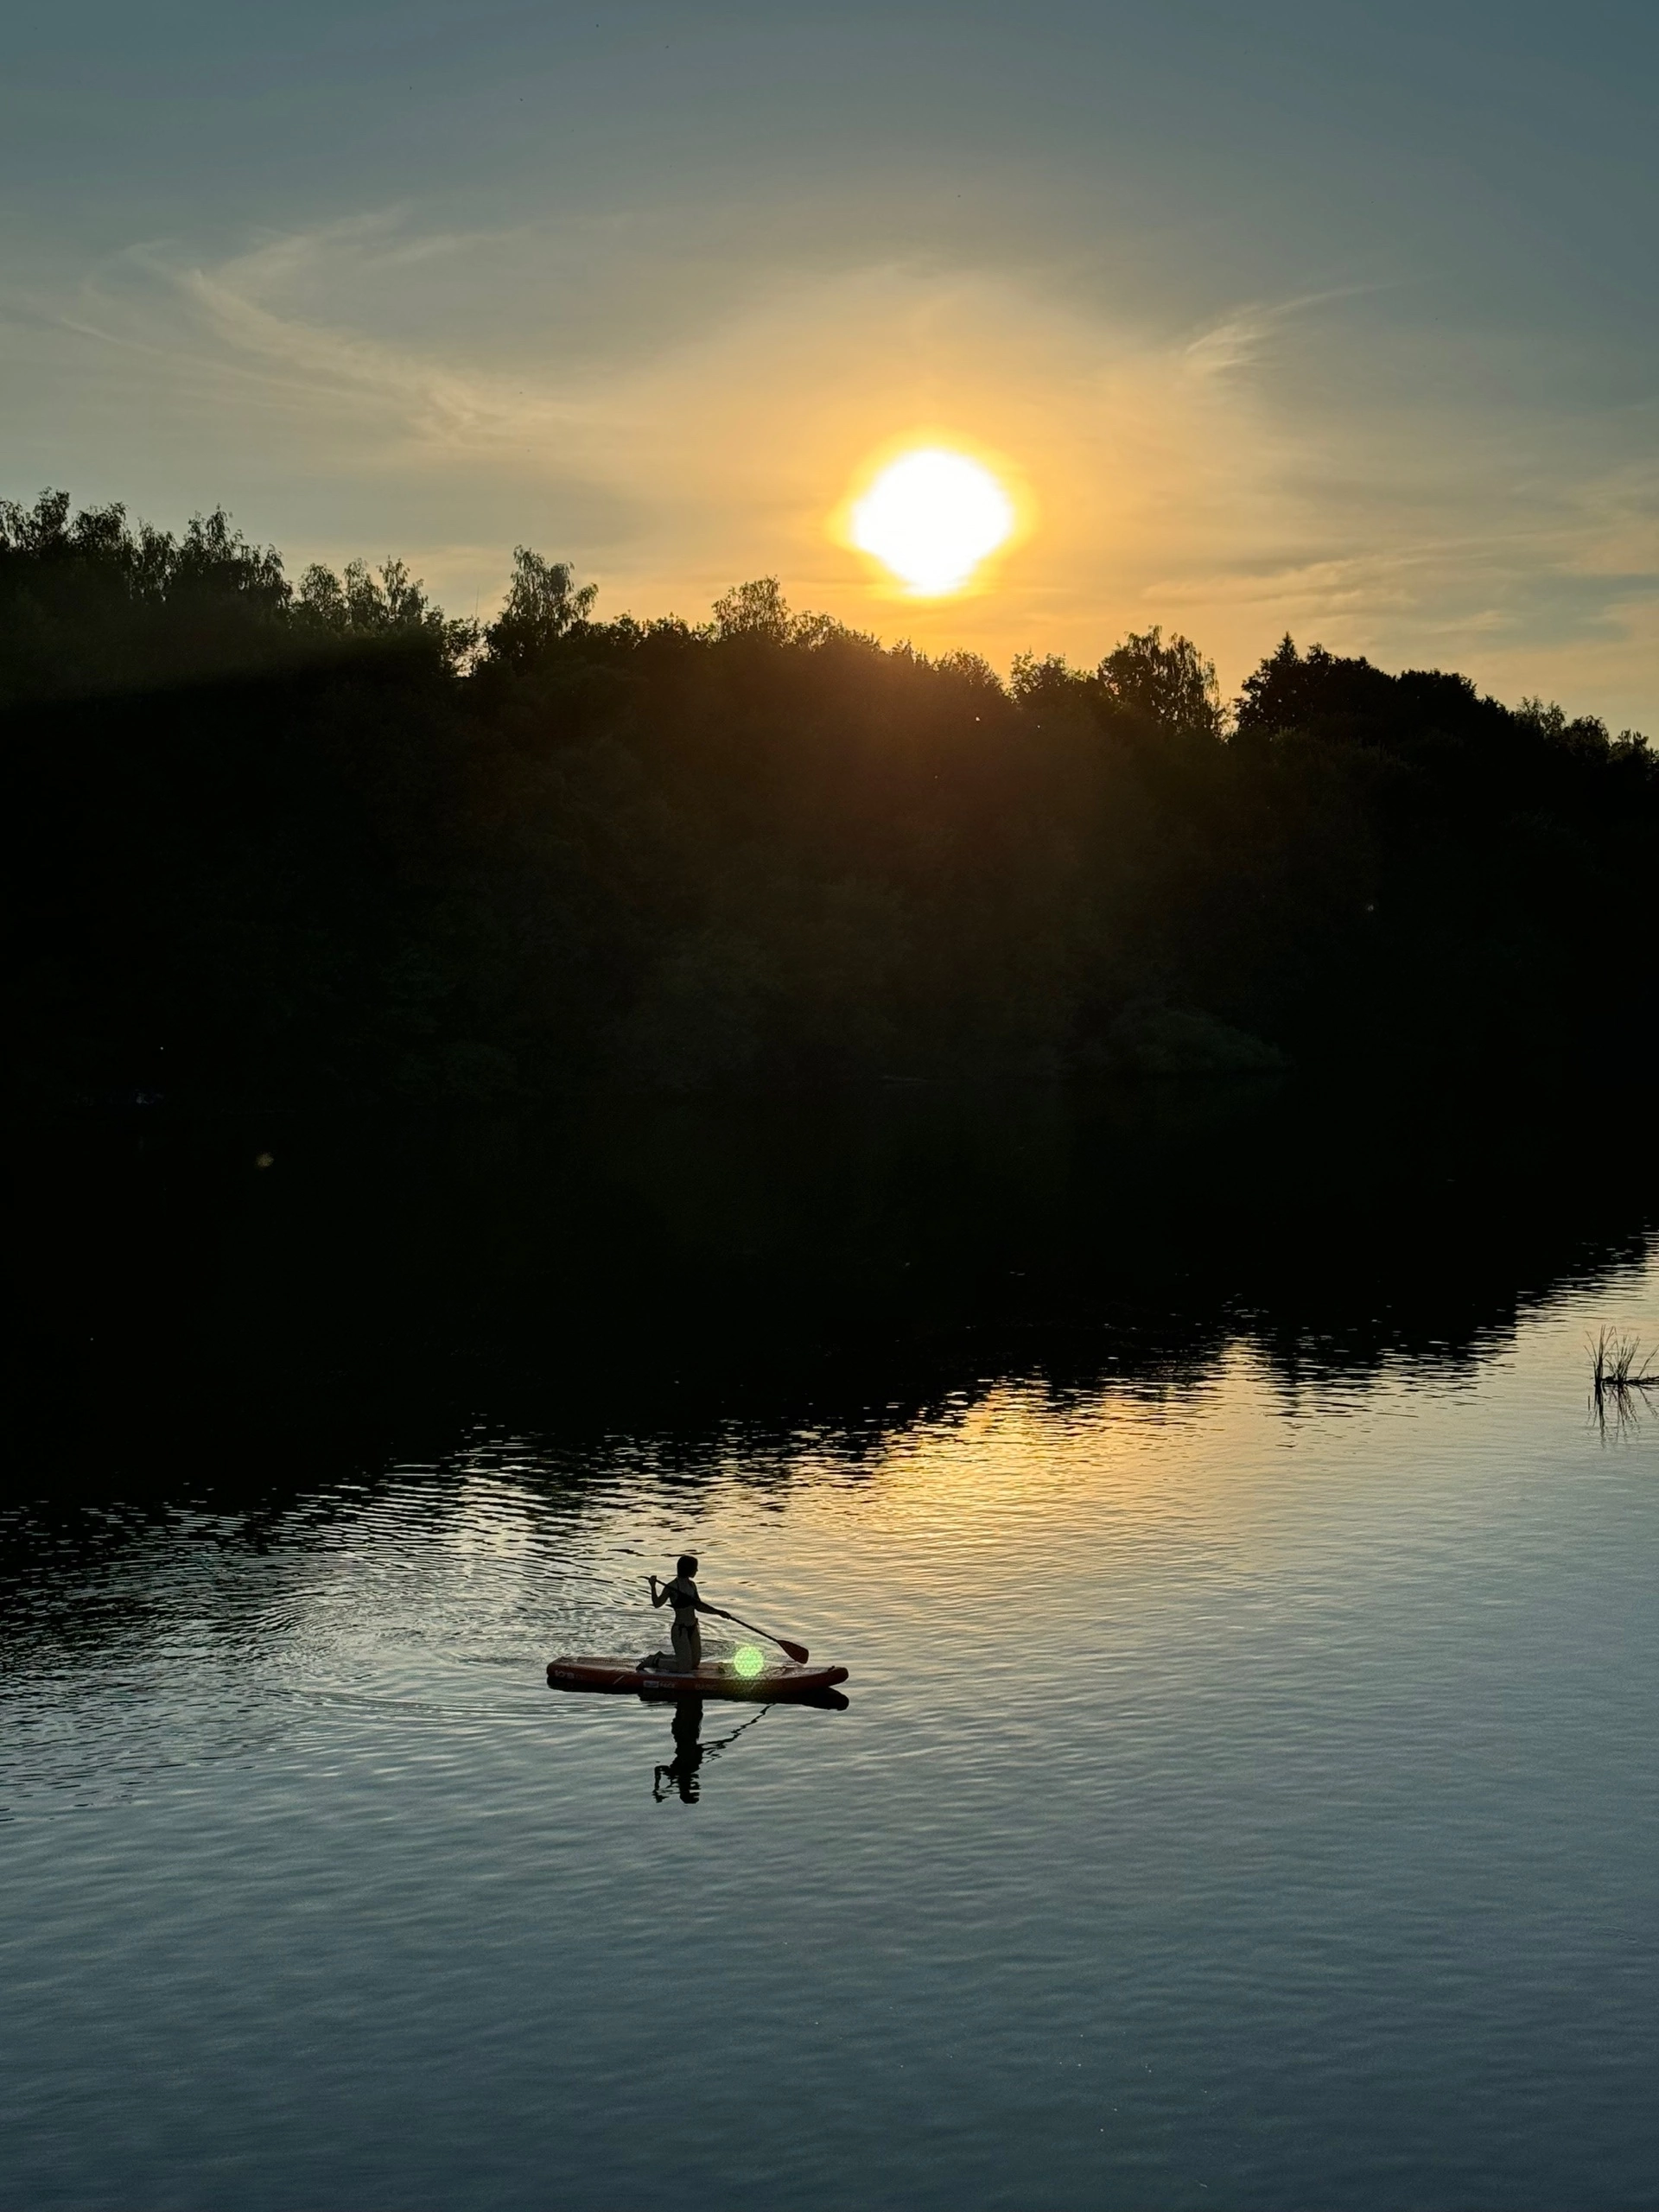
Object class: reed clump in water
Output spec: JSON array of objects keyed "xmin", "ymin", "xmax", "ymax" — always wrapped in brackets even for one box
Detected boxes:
[{"xmin": 1588, "ymin": 1326, "xmax": 1657, "ymax": 1435}]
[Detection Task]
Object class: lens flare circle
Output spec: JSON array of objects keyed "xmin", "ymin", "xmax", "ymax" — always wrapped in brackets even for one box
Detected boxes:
[
  {"xmin": 851, "ymin": 448, "xmax": 1015, "ymax": 596},
  {"xmin": 732, "ymin": 1643, "xmax": 766, "ymax": 1679}
]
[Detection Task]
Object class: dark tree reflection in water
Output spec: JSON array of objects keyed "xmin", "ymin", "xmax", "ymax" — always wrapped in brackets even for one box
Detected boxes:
[{"xmin": 11, "ymin": 1071, "xmax": 1656, "ymax": 1491}]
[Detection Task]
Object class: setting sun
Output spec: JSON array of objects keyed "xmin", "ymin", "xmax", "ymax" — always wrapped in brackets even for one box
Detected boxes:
[{"xmin": 849, "ymin": 447, "xmax": 1016, "ymax": 595}]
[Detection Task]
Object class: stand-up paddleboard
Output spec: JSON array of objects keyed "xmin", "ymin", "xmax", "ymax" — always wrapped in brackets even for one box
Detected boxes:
[{"xmin": 548, "ymin": 1655, "xmax": 849, "ymax": 1701}]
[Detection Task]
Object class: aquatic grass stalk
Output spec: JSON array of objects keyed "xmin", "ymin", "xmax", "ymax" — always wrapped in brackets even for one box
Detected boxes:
[{"xmin": 1588, "ymin": 1326, "xmax": 1657, "ymax": 1438}]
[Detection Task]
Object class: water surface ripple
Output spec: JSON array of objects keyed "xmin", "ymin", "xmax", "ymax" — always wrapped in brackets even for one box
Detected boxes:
[{"xmin": 3, "ymin": 1260, "xmax": 1657, "ymax": 2209}]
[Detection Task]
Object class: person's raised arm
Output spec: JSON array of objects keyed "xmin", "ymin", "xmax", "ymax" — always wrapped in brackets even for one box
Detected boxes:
[{"xmin": 648, "ymin": 1575, "xmax": 669, "ymax": 1610}]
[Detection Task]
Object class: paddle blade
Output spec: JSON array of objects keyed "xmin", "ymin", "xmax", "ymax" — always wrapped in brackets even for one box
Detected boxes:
[{"xmin": 779, "ymin": 1637, "xmax": 810, "ymax": 1663}]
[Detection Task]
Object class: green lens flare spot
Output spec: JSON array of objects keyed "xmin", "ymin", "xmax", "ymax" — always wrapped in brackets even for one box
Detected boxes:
[{"xmin": 733, "ymin": 1644, "xmax": 765, "ymax": 1679}]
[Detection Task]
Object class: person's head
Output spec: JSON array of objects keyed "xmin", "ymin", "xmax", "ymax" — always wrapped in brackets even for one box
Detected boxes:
[{"xmin": 677, "ymin": 1554, "xmax": 699, "ymax": 1579}]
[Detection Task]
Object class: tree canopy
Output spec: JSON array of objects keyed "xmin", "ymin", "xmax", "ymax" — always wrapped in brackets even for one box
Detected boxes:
[{"xmin": 6, "ymin": 488, "xmax": 1654, "ymax": 1109}]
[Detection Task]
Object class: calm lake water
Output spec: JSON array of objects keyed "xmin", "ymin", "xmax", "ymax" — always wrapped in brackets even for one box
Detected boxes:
[{"xmin": 4, "ymin": 1101, "xmax": 1658, "ymax": 2209}]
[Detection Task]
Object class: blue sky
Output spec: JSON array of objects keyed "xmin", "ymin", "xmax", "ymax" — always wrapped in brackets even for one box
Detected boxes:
[{"xmin": 5, "ymin": 0, "xmax": 1656, "ymax": 721}]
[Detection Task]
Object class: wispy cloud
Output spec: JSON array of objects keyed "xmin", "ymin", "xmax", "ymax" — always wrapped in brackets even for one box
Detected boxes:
[{"xmin": 7, "ymin": 212, "xmax": 1656, "ymax": 726}]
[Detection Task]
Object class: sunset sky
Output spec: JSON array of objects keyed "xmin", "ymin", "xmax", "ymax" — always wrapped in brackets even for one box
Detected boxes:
[{"xmin": 6, "ymin": 0, "xmax": 1656, "ymax": 724}]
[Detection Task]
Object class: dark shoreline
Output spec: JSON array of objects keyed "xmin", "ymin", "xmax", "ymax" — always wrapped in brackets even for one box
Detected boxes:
[{"xmin": 11, "ymin": 1065, "xmax": 1655, "ymax": 1497}]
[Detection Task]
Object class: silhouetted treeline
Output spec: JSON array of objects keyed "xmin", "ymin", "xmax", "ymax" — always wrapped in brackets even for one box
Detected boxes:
[{"xmin": 6, "ymin": 488, "xmax": 1656, "ymax": 1108}]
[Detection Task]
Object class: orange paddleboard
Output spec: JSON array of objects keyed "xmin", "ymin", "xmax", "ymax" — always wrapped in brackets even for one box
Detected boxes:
[{"xmin": 547, "ymin": 1654, "xmax": 849, "ymax": 1700}]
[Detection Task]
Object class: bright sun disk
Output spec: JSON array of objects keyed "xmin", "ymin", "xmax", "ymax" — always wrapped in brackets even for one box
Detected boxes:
[{"xmin": 851, "ymin": 448, "xmax": 1015, "ymax": 595}]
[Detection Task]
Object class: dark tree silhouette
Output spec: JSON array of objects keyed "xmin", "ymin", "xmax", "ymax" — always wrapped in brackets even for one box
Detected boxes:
[
  {"xmin": 5, "ymin": 489, "xmax": 1655, "ymax": 1110},
  {"xmin": 1096, "ymin": 625, "xmax": 1223, "ymax": 736}
]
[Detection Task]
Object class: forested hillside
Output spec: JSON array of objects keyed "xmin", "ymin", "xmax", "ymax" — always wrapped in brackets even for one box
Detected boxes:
[{"xmin": 7, "ymin": 490, "xmax": 1655, "ymax": 1109}]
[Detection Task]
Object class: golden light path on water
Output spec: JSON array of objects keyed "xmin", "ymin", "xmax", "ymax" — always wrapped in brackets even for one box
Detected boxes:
[{"xmin": 374, "ymin": 1255, "xmax": 1654, "ymax": 1709}]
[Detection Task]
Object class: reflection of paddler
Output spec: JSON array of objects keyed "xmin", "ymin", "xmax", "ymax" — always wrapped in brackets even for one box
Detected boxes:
[
  {"xmin": 652, "ymin": 1700, "xmax": 769, "ymax": 1803},
  {"xmin": 654, "ymin": 1700, "xmax": 706, "ymax": 1802},
  {"xmin": 646, "ymin": 1553, "xmax": 729, "ymax": 1675}
]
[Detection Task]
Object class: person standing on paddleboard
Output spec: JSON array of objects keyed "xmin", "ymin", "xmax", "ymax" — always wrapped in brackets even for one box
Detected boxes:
[{"xmin": 647, "ymin": 1554, "xmax": 728, "ymax": 1675}]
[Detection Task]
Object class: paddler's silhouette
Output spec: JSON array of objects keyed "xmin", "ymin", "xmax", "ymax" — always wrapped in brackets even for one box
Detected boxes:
[{"xmin": 644, "ymin": 1553, "xmax": 734, "ymax": 1675}]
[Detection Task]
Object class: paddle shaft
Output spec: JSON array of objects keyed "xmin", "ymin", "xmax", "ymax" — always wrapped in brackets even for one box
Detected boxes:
[{"xmin": 714, "ymin": 1609, "xmax": 810, "ymax": 1665}]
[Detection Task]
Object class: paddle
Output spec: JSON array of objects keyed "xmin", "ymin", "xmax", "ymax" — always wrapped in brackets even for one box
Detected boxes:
[
  {"xmin": 646, "ymin": 1575, "xmax": 810, "ymax": 1664},
  {"xmin": 711, "ymin": 1609, "xmax": 810, "ymax": 1665}
]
